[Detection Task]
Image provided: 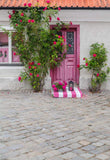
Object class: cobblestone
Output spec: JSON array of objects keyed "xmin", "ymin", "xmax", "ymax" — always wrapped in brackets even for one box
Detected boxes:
[
  {"xmin": 0, "ymin": 89, "xmax": 110, "ymax": 159},
  {"xmin": 96, "ymin": 154, "xmax": 110, "ymax": 160}
]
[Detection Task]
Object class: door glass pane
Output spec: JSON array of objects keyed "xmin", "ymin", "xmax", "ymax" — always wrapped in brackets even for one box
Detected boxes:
[
  {"xmin": 12, "ymin": 32, "xmax": 20, "ymax": 63},
  {"xmin": 0, "ymin": 32, "xmax": 9, "ymax": 62},
  {"xmin": 67, "ymin": 32, "xmax": 74, "ymax": 54}
]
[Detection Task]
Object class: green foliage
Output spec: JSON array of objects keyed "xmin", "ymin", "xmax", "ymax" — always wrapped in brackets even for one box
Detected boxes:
[
  {"xmin": 9, "ymin": 2, "xmax": 67, "ymax": 91},
  {"xmin": 52, "ymin": 81, "xmax": 67, "ymax": 91},
  {"xmin": 79, "ymin": 43, "xmax": 110, "ymax": 92},
  {"xmin": 54, "ymin": 82, "xmax": 65, "ymax": 90}
]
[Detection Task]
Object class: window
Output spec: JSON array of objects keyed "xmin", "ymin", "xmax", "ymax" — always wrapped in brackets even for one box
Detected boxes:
[
  {"xmin": 0, "ymin": 30, "xmax": 20, "ymax": 65},
  {"xmin": 0, "ymin": 32, "xmax": 8, "ymax": 63},
  {"xmin": 67, "ymin": 32, "xmax": 74, "ymax": 54}
]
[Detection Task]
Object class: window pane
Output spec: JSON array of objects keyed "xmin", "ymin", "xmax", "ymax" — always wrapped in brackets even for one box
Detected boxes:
[
  {"xmin": 67, "ymin": 32, "xmax": 74, "ymax": 54},
  {"xmin": 0, "ymin": 32, "xmax": 9, "ymax": 62},
  {"xmin": 12, "ymin": 32, "xmax": 20, "ymax": 62}
]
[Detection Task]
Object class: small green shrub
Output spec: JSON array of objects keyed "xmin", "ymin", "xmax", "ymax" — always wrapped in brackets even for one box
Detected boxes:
[{"xmin": 79, "ymin": 43, "xmax": 110, "ymax": 92}]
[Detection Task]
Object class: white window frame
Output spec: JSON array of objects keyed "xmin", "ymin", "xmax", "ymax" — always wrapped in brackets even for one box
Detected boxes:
[{"xmin": 0, "ymin": 26, "xmax": 21, "ymax": 65}]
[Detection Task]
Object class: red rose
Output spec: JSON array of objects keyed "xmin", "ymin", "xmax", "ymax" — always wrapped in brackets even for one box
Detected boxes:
[
  {"xmin": 18, "ymin": 76, "xmax": 21, "ymax": 81},
  {"xmin": 28, "ymin": 19, "xmax": 31, "ymax": 23},
  {"xmin": 58, "ymin": 35, "xmax": 61, "ymax": 38},
  {"xmin": 13, "ymin": 52, "xmax": 16, "ymax": 55},
  {"xmin": 34, "ymin": 66, "xmax": 36, "ymax": 69},
  {"xmin": 59, "ymin": 82, "xmax": 63, "ymax": 85},
  {"xmin": 29, "ymin": 73, "xmax": 32, "ymax": 76},
  {"xmin": 70, "ymin": 21, "xmax": 72, "ymax": 25},
  {"xmin": 83, "ymin": 58, "xmax": 85, "ymax": 60},
  {"xmin": 69, "ymin": 44, "xmax": 71, "ymax": 47},
  {"xmin": 57, "ymin": 17, "xmax": 60, "ymax": 21},
  {"xmin": 58, "ymin": 7, "xmax": 61, "ymax": 11},
  {"xmin": 52, "ymin": 84, "xmax": 56, "ymax": 88},
  {"xmin": 31, "ymin": 19, "xmax": 35, "ymax": 23},
  {"xmin": 43, "ymin": 7, "xmax": 47, "ymax": 11},
  {"xmin": 28, "ymin": 3, "xmax": 32, "ymax": 7},
  {"xmin": 46, "ymin": 0, "xmax": 50, "ymax": 3},
  {"xmin": 60, "ymin": 43, "xmax": 63, "ymax": 46},
  {"xmin": 62, "ymin": 36, "xmax": 64, "ymax": 39},
  {"xmin": 21, "ymin": 13, "xmax": 24, "ymax": 16},
  {"xmin": 16, "ymin": 24, "xmax": 18, "ymax": 26},
  {"xmin": 20, "ymin": 19, "xmax": 22, "ymax": 22},
  {"xmin": 36, "ymin": 74, "xmax": 39, "ymax": 77},
  {"xmin": 53, "ymin": 41, "xmax": 56, "ymax": 45},
  {"xmin": 29, "ymin": 66, "xmax": 31, "ymax": 69},
  {"xmin": 49, "ymin": 16, "xmax": 52, "ymax": 22},
  {"xmin": 93, "ymin": 54, "xmax": 97, "ymax": 57},
  {"xmin": 12, "ymin": 10, "xmax": 15, "ymax": 14},
  {"xmin": 96, "ymin": 73, "xmax": 99, "ymax": 77},
  {"xmin": 29, "ymin": 62, "xmax": 34, "ymax": 65},
  {"xmin": 37, "ymin": 63, "xmax": 41, "ymax": 65},
  {"xmin": 54, "ymin": 87, "xmax": 58, "ymax": 92},
  {"xmin": 31, "ymin": 62, "xmax": 34, "ymax": 65},
  {"xmin": 9, "ymin": 15, "xmax": 11, "ymax": 19},
  {"xmin": 64, "ymin": 81, "xmax": 67, "ymax": 85},
  {"xmin": 62, "ymin": 85, "xmax": 66, "ymax": 90},
  {"xmin": 85, "ymin": 63, "xmax": 88, "ymax": 66},
  {"xmin": 24, "ymin": 3, "xmax": 27, "ymax": 6},
  {"xmin": 77, "ymin": 64, "xmax": 80, "ymax": 68}
]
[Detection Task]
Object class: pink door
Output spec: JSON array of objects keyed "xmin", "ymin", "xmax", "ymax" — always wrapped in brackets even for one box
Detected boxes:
[{"xmin": 50, "ymin": 26, "xmax": 79, "ymax": 84}]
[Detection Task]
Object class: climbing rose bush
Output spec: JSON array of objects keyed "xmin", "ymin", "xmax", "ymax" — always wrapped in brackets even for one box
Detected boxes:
[
  {"xmin": 79, "ymin": 43, "xmax": 110, "ymax": 92},
  {"xmin": 8, "ymin": 2, "xmax": 67, "ymax": 91}
]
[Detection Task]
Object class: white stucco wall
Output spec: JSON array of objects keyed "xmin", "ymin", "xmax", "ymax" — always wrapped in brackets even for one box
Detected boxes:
[
  {"xmin": 79, "ymin": 21, "xmax": 110, "ymax": 90},
  {"xmin": 0, "ymin": 9, "xmax": 110, "ymax": 90},
  {"xmin": 59, "ymin": 10, "xmax": 110, "ymax": 90}
]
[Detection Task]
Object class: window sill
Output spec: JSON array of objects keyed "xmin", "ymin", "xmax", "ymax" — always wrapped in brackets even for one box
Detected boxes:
[{"xmin": 0, "ymin": 63, "xmax": 23, "ymax": 66}]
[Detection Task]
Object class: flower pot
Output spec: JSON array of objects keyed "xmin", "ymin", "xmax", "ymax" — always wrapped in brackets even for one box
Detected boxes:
[
  {"xmin": 89, "ymin": 83, "xmax": 101, "ymax": 93},
  {"xmin": 59, "ymin": 89, "xmax": 63, "ymax": 92}
]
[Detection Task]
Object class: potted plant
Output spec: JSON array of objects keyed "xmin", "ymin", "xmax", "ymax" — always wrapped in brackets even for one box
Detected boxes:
[
  {"xmin": 79, "ymin": 43, "xmax": 110, "ymax": 93},
  {"xmin": 52, "ymin": 81, "xmax": 67, "ymax": 92}
]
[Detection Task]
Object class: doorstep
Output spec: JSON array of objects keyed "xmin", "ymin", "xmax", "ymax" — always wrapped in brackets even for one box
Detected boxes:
[{"xmin": 52, "ymin": 87, "xmax": 83, "ymax": 98}]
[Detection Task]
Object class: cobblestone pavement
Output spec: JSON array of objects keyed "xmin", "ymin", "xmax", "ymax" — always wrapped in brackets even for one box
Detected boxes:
[{"xmin": 0, "ymin": 89, "xmax": 110, "ymax": 160}]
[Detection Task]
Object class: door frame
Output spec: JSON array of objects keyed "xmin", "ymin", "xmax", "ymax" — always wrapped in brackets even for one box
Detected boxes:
[{"xmin": 50, "ymin": 25, "xmax": 80, "ymax": 85}]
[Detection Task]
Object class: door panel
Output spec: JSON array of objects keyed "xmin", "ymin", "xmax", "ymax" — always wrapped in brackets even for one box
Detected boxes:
[
  {"xmin": 52, "ymin": 61, "xmax": 65, "ymax": 82},
  {"xmin": 65, "ymin": 56, "xmax": 76, "ymax": 82},
  {"xmin": 65, "ymin": 65, "xmax": 75, "ymax": 82}
]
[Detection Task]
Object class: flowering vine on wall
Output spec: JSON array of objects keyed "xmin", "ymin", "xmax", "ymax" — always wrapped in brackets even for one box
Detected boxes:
[{"xmin": 8, "ymin": 1, "xmax": 72, "ymax": 92}]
